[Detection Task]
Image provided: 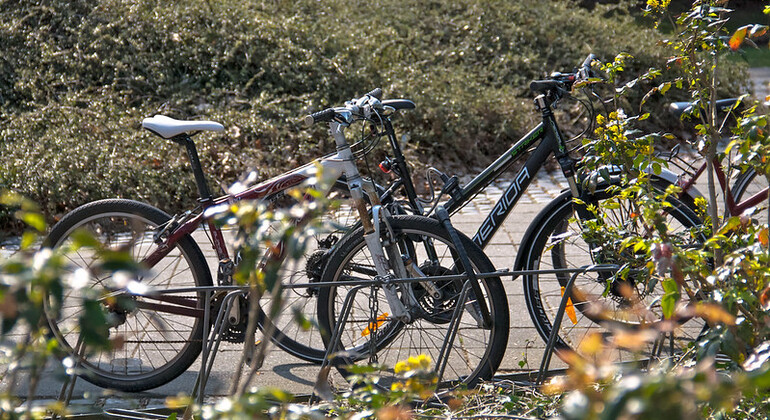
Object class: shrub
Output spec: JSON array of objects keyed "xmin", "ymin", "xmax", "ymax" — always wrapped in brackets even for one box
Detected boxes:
[{"xmin": 0, "ymin": 0, "xmax": 748, "ymax": 230}]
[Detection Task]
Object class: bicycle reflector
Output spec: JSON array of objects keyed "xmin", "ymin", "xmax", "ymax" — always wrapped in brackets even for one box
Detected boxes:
[
  {"xmin": 362, "ymin": 313, "xmax": 389, "ymax": 336},
  {"xmin": 378, "ymin": 158, "xmax": 393, "ymax": 173}
]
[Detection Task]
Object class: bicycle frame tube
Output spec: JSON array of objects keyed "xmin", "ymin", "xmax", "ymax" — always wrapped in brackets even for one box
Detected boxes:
[
  {"xmin": 678, "ymin": 157, "xmax": 769, "ymax": 217},
  {"xmin": 141, "ymin": 151, "xmax": 350, "ymax": 270},
  {"xmin": 470, "ymin": 124, "xmax": 562, "ymax": 247},
  {"xmin": 735, "ymin": 187, "xmax": 770, "ymax": 215},
  {"xmin": 445, "ymin": 123, "xmax": 546, "ymax": 215},
  {"xmin": 439, "ymin": 117, "xmax": 571, "ymax": 249}
]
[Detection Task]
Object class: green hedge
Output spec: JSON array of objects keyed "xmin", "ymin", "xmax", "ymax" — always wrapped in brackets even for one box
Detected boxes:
[{"xmin": 0, "ymin": 0, "xmax": 749, "ymax": 231}]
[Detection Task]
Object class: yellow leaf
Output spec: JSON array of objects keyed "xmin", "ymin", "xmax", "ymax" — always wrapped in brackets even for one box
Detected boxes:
[
  {"xmin": 695, "ymin": 303, "xmax": 736, "ymax": 326},
  {"xmin": 541, "ymin": 375, "xmax": 569, "ymax": 395},
  {"xmin": 578, "ymin": 332, "xmax": 604, "ymax": 356},
  {"xmin": 612, "ymin": 329, "xmax": 658, "ymax": 351}
]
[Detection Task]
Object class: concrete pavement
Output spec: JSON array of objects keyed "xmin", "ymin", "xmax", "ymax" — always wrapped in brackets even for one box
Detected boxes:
[{"xmin": 749, "ymin": 67, "xmax": 770, "ymax": 104}]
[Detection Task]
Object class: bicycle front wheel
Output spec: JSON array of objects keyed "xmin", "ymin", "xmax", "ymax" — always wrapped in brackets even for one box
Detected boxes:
[
  {"xmin": 44, "ymin": 199, "xmax": 212, "ymax": 392},
  {"xmin": 317, "ymin": 215, "xmax": 509, "ymax": 389},
  {"xmin": 522, "ymin": 189, "xmax": 704, "ymax": 364}
]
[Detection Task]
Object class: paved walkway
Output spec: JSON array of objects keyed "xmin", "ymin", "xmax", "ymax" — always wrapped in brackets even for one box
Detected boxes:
[{"xmin": 749, "ymin": 67, "xmax": 770, "ymax": 104}]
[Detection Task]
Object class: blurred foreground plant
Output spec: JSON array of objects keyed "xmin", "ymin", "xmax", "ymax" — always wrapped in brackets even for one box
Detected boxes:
[
  {"xmin": 551, "ymin": 1, "xmax": 770, "ymax": 418},
  {"xmin": 0, "ymin": 192, "xmax": 120, "ymax": 419}
]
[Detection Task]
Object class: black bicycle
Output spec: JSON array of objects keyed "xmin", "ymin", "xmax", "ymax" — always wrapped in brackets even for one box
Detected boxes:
[{"xmin": 316, "ymin": 55, "xmax": 706, "ymax": 386}]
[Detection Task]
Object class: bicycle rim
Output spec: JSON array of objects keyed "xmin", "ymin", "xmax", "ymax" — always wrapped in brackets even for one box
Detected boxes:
[
  {"xmin": 318, "ymin": 215, "xmax": 508, "ymax": 389},
  {"xmin": 45, "ymin": 200, "xmax": 209, "ymax": 391}
]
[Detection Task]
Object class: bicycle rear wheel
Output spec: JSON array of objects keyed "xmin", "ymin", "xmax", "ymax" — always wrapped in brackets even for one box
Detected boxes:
[
  {"xmin": 44, "ymin": 199, "xmax": 211, "ymax": 392},
  {"xmin": 317, "ymin": 215, "xmax": 509, "ymax": 389},
  {"xmin": 252, "ymin": 182, "xmax": 365, "ymax": 363},
  {"xmin": 522, "ymin": 189, "xmax": 704, "ymax": 364}
]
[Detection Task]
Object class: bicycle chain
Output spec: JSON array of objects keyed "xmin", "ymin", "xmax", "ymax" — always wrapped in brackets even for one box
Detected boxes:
[{"xmin": 368, "ymin": 283, "xmax": 379, "ymax": 365}]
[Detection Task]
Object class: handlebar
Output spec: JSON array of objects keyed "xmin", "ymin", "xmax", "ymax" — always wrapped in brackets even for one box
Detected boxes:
[
  {"xmin": 303, "ymin": 88, "xmax": 386, "ymax": 127},
  {"xmin": 529, "ymin": 53, "xmax": 598, "ymax": 98},
  {"xmin": 365, "ymin": 87, "xmax": 383, "ymax": 100},
  {"xmin": 303, "ymin": 108, "xmax": 336, "ymax": 126}
]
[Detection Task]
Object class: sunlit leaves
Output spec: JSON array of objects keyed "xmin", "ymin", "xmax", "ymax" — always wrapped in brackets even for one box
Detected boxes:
[
  {"xmin": 729, "ymin": 26, "xmax": 748, "ymax": 51},
  {"xmin": 660, "ymin": 278, "xmax": 680, "ymax": 319},
  {"xmin": 694, "ymin": 302, "xmax": 736, "ymax": 326},
  {"xmin": 729, "ymin": 24, "xmax": 769, "ymax": 51}
]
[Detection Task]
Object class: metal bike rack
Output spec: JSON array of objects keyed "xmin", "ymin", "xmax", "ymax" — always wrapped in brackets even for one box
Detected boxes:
[
  {"xmin": 161, "ymin": 270, "xmax": 624, "ymax": 395},
  {"xmin": 53, "ymin": 234, "xmax": 620, "ymax": 415}
]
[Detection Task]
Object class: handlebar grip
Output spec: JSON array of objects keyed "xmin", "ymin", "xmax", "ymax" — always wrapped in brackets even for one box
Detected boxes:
[
  {"xmin": 530, "ymin": 80, "xmax": 564, "ymax": 94},
  {"xmin": 366, "ymin": 88, "xmax": 383, "ymax": 100},
  {"xmin": 303, "ymin": 108, "xmax": 336, "ymax": 127}
]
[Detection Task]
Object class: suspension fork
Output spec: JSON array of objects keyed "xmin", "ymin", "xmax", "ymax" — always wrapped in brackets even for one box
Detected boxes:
[{"xmin": 329, "ymin": 122, "xmax": 413, "ymax": 322}]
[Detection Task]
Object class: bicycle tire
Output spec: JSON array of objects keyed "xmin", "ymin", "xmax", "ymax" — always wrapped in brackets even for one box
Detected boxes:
[
  {"xmin": 255, "ymin": 180, "xmax": 395, "ymax": 363},
  {"xmin": 317, "ymin": 215, "xmax": 509, "ymax": 389},
  {"xmin": 44, "ymin": 199, "xmax": 212, "ymax": 392},
  {"xmin": 521, "ymin": 187, "xmax": 704, "ymax": 363},
  {"xmin": 732, "ymin": 167, "xmax": 769, "ymax": 223}
]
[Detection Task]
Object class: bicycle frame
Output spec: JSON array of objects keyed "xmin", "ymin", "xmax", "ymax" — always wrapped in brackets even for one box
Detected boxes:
[
  {"xmin": 677, "ymin": 157, "xmax": 769, "ymax": 217},
  {"xmin": 135, "ymin": 129, "xmax": 385, "ymax": 317},
  {"xmin": 441, "ymin": 96, "xmax": 579, "ymax": 249},
  {"xmin": 135, "ymin": 104, "xmax": 434, "ymax": 322}
]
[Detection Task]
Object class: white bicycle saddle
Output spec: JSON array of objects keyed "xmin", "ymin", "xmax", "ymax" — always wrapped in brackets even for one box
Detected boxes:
[{"xmin": 142, "ymin": 115, "xmax": 224, "ymax": 139}]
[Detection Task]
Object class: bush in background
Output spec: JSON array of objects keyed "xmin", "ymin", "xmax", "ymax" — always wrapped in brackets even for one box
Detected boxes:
[{"xmin": 0, "ymin": 0, "xmax": 749, "ymax": 232}]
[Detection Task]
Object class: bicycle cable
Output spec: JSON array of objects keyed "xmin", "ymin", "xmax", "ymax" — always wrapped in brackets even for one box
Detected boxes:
[{"xmin": 356, "ymin": 113, "xmax": 385, "ymax": 200}]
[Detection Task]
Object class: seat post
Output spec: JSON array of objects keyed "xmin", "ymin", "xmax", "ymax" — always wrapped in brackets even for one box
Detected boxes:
[{"xmin": 173, "ymin": 135, "xmax": 213, "ymax": 202}]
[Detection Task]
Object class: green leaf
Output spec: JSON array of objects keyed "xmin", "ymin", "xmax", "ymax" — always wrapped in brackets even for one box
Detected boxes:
[
  {"xmin": 293, "ymin": 306, "xmax": 314, "ymax": 331},
  {"xmin": 662, "ymin": 278, "xmax": 679, "ymax": 294},
  {"xmin": 718, "ymin": 216, "xmax": 741, "ymax": 235},
  {"xmin": 79, "ymin": 300, "xmax": 111, "ymax": 348},
  {"xmin": 20, "ymin": 232, "xmax": 36, "ymax": 250},
  {"xmin": 661, "ymin": 294, "xmax": 677, "ymax": 319},
  {"xmin": 70, "ymin": 229, "xmax": 101, "ymax": 249},
  {"xmin": 661, "ymin": 279, "xmax": 680, "ymax": 319},
  {"xmin": 659, "ymin": 82, "xmax": 671, "ymax": 95}
]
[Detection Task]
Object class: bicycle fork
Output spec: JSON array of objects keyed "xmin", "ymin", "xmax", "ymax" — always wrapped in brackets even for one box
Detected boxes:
[{"xmin": 329, "ymin": 122, "xmax": 415, "ymax": 322}]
